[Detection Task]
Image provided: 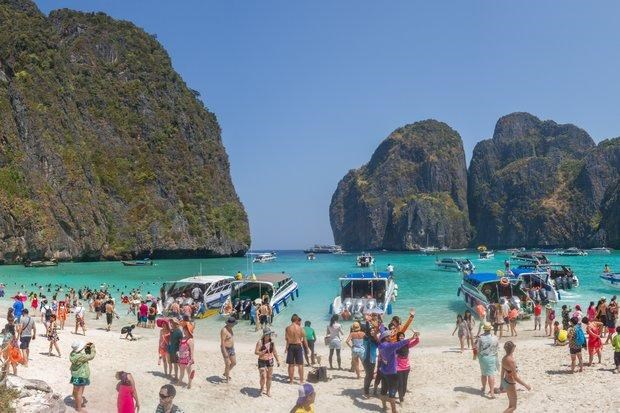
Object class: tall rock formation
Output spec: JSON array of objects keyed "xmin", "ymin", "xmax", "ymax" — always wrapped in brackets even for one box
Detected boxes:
[
  {"xmin": 330, "ymin": 120, "xmax": 471, "ymax": 250},
  {"xmin": 468, "ymin": 112, "xmax": 619, "ymax": 248},
  {"xmin": 0, "ymin": 1, "xmax": 250, "ymax": 263}
]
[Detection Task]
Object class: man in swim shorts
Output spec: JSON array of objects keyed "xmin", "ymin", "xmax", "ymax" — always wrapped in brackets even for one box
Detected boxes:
[
  {"xmin": 285, "ymin": 314, "xmax": 307, "ymax": 384},
  {"xmin": 221, "ymin": 317, "xmax": 237, "ymax": 382}
]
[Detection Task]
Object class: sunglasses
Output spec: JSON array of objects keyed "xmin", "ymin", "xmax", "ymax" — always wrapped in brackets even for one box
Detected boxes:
[{"xmin": 159, "ymin": 393, "xmax": 171, "ymax": 399}]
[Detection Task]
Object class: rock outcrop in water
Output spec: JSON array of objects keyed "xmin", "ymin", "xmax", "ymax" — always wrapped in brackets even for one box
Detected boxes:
[
  {"xmin": 0, "ymin": 0, "xmax": 250, "ymax": 263},
  {"xmin": 468, "ymin": 112, "xmax": 619, "ymax": 248},
  {"xmin": 329, "ymin": 120, "xmax": 471, "ymax": 250}
]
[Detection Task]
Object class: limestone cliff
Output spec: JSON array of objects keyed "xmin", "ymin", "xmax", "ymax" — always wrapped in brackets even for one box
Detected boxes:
[
  {"xmin": 0, "ymin": 1, "xmax": 250, "ymax": 263},
  {"xmin": 330, "ymin": 120, "xmax": 471, "ymax": 250}
]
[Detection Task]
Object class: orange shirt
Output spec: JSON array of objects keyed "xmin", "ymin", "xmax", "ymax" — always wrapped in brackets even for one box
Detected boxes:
[{"xmin": 389, "ymin": 314, "xmax": 414, "ymax": 342}]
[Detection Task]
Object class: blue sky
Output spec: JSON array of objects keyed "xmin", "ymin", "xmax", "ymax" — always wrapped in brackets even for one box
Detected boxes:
[{"xmin": 35, "ymin": 1, "xmax": 620, "ymax": 249}]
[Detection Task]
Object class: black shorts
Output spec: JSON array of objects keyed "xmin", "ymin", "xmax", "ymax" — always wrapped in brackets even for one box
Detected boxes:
[
  {"xmin": 569, "ymin": 347, "xmax": 582, "ymax": 355},
  {"xmin": 106, "ymin": 313, "xmax": 113, "ymax": 324},
  {"xmin": 19, "ymin": 336, "xmax": 32, "ymax": 350},
  {"xmin": 614, "ymin": 352, "xmax": 620, "ymax": 367},
  {"xmin": 380, "ymin": 373, "xmax": 398, "ymax": 398},
  {"xmin": 259, "ymin": 315, "xmax": 268, "ymax": 325},
  {"xmin": 286, "ymin": 343, "xmax": 304, "ymax": 365},
  {"xmin": 258, "ymin": 358, "xmax": 275, "ymax": 369}
]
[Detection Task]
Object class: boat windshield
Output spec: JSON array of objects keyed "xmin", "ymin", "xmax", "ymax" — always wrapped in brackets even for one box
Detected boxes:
[
  {"xmin": 341, "ymin": 280, "xmax": 386, "ymax": 301},
  {"xmin": 479, "ymin": 282, "xmax": 520, "ymax": 303},
  {"xmin": 231, "ymin": 282, "xmax": 274, "ymax": 302},
  {"xmin": 164, "ymin": 282, "xmax": 209, "ymax": 302}
]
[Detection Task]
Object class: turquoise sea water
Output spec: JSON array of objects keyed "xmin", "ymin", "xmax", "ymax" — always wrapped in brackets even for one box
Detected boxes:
[{"xmin": 0, "ymin": 251, "xmax": 618, "ymax": 332}]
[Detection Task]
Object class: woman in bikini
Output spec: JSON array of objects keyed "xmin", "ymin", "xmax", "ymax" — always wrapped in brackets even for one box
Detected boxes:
[
  {"xmin": 500, "ymin": 341, "xmax": 531, "ymax": 413},
  {"xmin": 345, "ymin": 321, "xmax": 366, "ymax": 378},
  {"xmin": 451, "ymin": 314, "xmax": 468, "ymax": 353},
  {"xmin": 255, "ymin": 327, "xmax": 280, "ymax": 396},
  {"xmin": 46, "ymin": 314, "xmax": 61, "ymax": 357},
  {"xmin": 178, "ymin": 323, "xmax": 195, "ymax": 389}
]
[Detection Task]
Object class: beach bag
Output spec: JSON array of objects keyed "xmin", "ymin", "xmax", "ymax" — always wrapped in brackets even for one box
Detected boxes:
[
  {"xmin": 575, "ymin": 325, "xmax": 586, "ymax": 347},
  {"xmin": 308, "ymin": 366, "xmax": 329, "ymax": 383}
]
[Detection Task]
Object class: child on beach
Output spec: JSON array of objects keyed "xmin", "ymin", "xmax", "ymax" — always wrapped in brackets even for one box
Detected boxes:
[
  {"xmin": 545, "ymin": 305, "xmax": 555, "ymax": 336},
  {"xmin": 533, "ymin": 302, "xmax": 542, "ymax": 331},
  {"xmin": 612, "ymin": 326, "xmax": 620, "ymax": 374},
  {"xmin": 553, "ymin": 321, "xmax": 562, "ymax": 345}
]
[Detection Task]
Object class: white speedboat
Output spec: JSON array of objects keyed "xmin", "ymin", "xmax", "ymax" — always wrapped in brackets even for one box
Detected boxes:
[
  {"xmin": 435, "ymin": 258, "xmax": 475, "ymax": 273},
  {"xmin": 420, "ymin": 246, "xmax": 439, "ymax": 255},
  {"xmin": 307, "ymin": 253, "xmax": 316, "ymax": 261},
  {"xmin": 221, "ymin": 273, "xmax": 299, "ymax": 318},
  {"xmin": 457, "ymin": 273, "xmax": 530, "ymax": 316},
  {"xmin": 161, "ymin": 275, "xmax": 234, "ymax": 309},
  {"xmin": 516, "ymin": 263, "xmax": 579, "ymax": 289},
  {"xmin": 253, "ymin": 252, "xmax": 277, "ymax": 263},
  {"xmin": 558, "ymin": 247, "xmax": 587, "ymax": 256},
  {"xmin": 356, "ymin": 253, "xmax": 374, "ymax": 267},
  {"xmin": 510, "ymin": 253, "xmax": 550, "ymax": 265},
  {"xmin": 600, "ymin": 273, "xmax": 620, "ymax": 289},
  {"xmin": 330, "ymin": 272, "xmax": 397, "ymax": 317},
  {"xmin": 508, "ymin": 268, "xmax": 560, "ymax": 303},
  {"xmin": 303, "ymin": 245, "xmax": 344, "ymax": 254},
  {"xmin": 479, "ymin": 250, "xmax": 495, "ymax": 260},
  {"xmin": 588, "ymin": 247, "xmax": 611, "ymax": 255}
]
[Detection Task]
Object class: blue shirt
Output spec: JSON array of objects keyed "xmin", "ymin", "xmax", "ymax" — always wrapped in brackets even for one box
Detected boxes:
[{"xmin": 13, "ymin": 300, "xmax": 23, "ymax": 318}]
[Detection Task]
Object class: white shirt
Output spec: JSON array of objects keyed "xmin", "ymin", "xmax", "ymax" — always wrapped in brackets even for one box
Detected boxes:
[
  {"xmin": 74, "ymin": 306, "xmax": 85, "ymax": 318},
  {"xmin": 387, "ymin": 265, "xmax": 394, "ymax": 273}
]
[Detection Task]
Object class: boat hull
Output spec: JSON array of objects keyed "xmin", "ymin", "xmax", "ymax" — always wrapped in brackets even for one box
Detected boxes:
[{"xmin": 600, "ymin": 273, "xmax": 620, "ymax": 289}]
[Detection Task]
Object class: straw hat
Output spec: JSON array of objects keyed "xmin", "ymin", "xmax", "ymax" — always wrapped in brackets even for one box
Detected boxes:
[
  {"xmin": 351, "ymin": 322, "xmax": 361, "ymax": 332},
  {"xmin": 482, "ymin": 322, "xmax": 493, "ymax": 331}
]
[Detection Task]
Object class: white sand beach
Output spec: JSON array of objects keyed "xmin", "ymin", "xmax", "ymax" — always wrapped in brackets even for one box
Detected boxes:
[{"xmin": 2, "ymin": 306, "xmax": 618, "ymax": 413}]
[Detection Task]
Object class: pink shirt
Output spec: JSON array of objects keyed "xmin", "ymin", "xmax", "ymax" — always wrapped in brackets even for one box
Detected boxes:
[
  {"xmin": 139, "ymin": 304, "xmax": 148, "ymax": 317},
  {"xmin": 396, "ymin": 337, "xmax": 419, "ymax": 371},
  {"xmin": 587, "ymin": 307, "xmax": 596, "ymax": 321}
]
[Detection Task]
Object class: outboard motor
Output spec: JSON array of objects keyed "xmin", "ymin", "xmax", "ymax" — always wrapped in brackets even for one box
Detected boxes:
[
  {"xmin": 365, "ymin": 299, "xmax": 377, "ymax": 311},
  {"xmin": 353, "ymin": 299, "xmax": 364, "ymax": 315},
  {"xmin": 342, "ymin": 298, "xmax": 352, "ymax": 313}
]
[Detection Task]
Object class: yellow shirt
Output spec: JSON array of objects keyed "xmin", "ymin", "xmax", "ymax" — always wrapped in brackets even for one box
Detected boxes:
[{"xmin": 293, "ymin": 405, "xmax": 314, "ymax": 413}]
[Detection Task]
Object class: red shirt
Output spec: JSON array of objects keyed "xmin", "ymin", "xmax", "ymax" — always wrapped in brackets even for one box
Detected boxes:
[{"xmin": 534, "ymin": 305, "xmax": 542, "ymax": 316}]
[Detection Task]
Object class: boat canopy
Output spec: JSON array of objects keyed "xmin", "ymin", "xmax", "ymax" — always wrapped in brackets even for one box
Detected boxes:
[
  {"xmin": 171, "ymin": 275, "xmax": 232, "ymax": 285},
  {"xmin": 463, "ymin": 273, "xmax": 500, "ymax": 286},
  {"xmin": 510, "ymin": 268, "xmax": 546, "ymax": 277},
  {"xmin": 253, "ymin": 273, "xmax": 290, "ymax": 284},
  {"xmin": 341, "ymin": 272, "xmax": 390, "ymax": 280}
]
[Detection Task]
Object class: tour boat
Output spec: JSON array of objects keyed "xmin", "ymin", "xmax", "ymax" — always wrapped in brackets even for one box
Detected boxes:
[
  {"xmin": 303, "ymin": 245, "xmax": 344, "ymax": 254},
  {"xmin": 457, "ymin": 273, "xmax": 529, "ymax": 316},
  {"xmin": 162, "ymin": 275, "xmax": 234, "ymax": 310},
  {"xmin": 507, "ymin": 268, "xmax": 560, "ymax": 303},
  {"xmin": 252, "ymin": 252, "xmax": 277, "ymax": 263},
  {"xmin": 435, "ymin": 258, "xmax": 475, "ymax": 273},
  {"xmin": 24, "ymin": 259, "xmax": 58, "ymax": 268},
  {"xmin": 220, "ymin": 273, "xmax": 299, "ymax": 319},
  {"xmin": 356, "ymin": 253, "xmax": 374, "ymax": 267},
  {"xmin": 558, "ymin": 247, "xmax": 587, "ymax": 256},
  {"xmin": 330, "ymin": 272, "xmax": 398, "ymax": 318},
  {"xmin": 600, "ymin": 272, "xmax": 620, "ymax": 289},
  {"xmin": 419, "ymin": 246, "xmax": 439, "ymax": 255},
  {"xmin": 516, "ymin": 264, "xmax": 579, "ymax": 289},
  {"xmin": 510, "ymin": 253, "xmax": 550, "ymax": 266},
  {"xmin": 588, "ymin": 247, "xmax": 611, "ymax": 255},
  {"xmin": 478, "ymin": 250, "xmax": 495, "ymax": 260},
  {"xmin": 121, "ymin": 258, "xmax": 153, "ymax": 266}
]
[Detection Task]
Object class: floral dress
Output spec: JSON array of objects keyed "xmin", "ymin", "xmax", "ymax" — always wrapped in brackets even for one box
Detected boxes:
[{"xmin": 47, "ymin": 321, "xmax": 59, "ymax": 342}]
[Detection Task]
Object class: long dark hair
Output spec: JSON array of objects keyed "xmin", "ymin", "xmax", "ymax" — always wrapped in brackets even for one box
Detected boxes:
[
  {"xmin": 396, "ymin": 332, "xmax": 408, "ymax": 357},
  {"xmin": 330, "ymin": 314, "xmax": 339, "ymax": 326}
]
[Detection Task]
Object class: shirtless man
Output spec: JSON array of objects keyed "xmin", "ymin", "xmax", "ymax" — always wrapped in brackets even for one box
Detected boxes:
[
  {"xmin": 285, "ymin": 314, "xmax": 307, "ymax": 384},
  {"xmin": 258, "ymin": 300, "xmax": 270, "ymax": 329},
  {"xmin": 221, "ymin": 317, "xmax": 237, "ymax": 382},
  {"xmin": 105, "ymin": 300, "xmax": 115, "ymax": 331}
]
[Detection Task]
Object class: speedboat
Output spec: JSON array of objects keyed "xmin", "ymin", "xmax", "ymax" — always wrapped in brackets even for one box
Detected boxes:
[
  {"xmin": 479, "ymin": 251, "xmax": 495, "ymax": 260},
  {"xmin": 220, "ymin": 273, "xmax": 299, "ymax": 319},
  {"xmin": 588, "ymin": 247, "xmax": 611, "ymax": 255},
  {"xmin": 253, "ymin": 252, "xmax": 277, "ymax": 263},
  {"xmin": 516, "ymin": 264, "xmax": 579, "ymax": 289},
  {"xmin": 457, "ymin": 273, "xmax": 530, "ymax": 316},
  {"xmin": 303, "ymin": 245, "xmax": 344, "ymax": 254},
  {"xmin": 435, "ymin": 258, "xmax": 475, "ymax": 273},
  {"xmin": 330, "ymin": 272, "xmax": 398, "ymax": 317},
  {"xmin": 356, "ymin": 253, "xmax": 374, "ymax": 267},
  {"xmin": 307, "ymin": 253, "xmax": 316, "ymax": 261},
  {"xmin": 558, "ymin": 247, "xmax": 587, "ymax": 256},
  {"xmin": 600, "ymin": 273, "xmax": 620, "ymax": 289},
  {"xmin": 24, "ymin": 259, "xmax": 58, "ymax": 268},
  {"xmin": 419, "ymin": 246, "xmax": 439, "ymax": 255},
  {"xmin": 162, "ymin": 275, "xmax": 234, "ymax": 310},
  {"xmin": 121, "ymin": 258, "xmax": 153, "ymax": 266},
  {"xmin": 510, "ymin": 253, "xmax": 550, "ymax": 265},
  {"xmin": 507, "ymin": 268, "xmax": 560, "ymax": 303}
]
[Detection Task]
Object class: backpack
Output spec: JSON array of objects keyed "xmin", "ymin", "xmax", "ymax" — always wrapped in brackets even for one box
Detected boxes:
[
  {"xmin": 45, "ymin": 306, "xmax": 52, "ymax": 317},
  {"xmin": 574, "ymin": 325, "xmax": 586, "ymax": 347}
]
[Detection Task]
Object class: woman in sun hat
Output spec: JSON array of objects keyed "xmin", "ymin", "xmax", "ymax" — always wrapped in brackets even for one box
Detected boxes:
[
  {"xmin": 476, "ymin": 322, "xmax": 499, "ymax": 399},
  {"xmin": 291, "ymin": 383, "xmax": 315, "ymax": 413},
  {"xmin": 255, "ymin": 327, "xmax": 280, "ymax": 396},
  {"xmin": 70, "ymin": 340, "xmax": 96, "ymax": 412},
  {"xmin": 345, "ymin": 321, "xmax": 366, "ymax": 379}
]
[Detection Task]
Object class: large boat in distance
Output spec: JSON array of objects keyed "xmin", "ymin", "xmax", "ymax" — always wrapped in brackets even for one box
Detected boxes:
[
  {"xmin": 252, "ymin": 252, "xmax": 277, "ymax": 263},
  {"xmin": 435, "ymin": 258, "xmax": 475, "ymax": 273},
  {"xmin": 220, "ymin": 273, "xmax": 299, "ymax": 319},
  {"xmin": 510, "ymin": 252, "xmax": 550, "ymax": 266},
  {"xmin": 558, "ymin": 247, "xmax": 588, "ymax": 256},
  {"xmin": 330, "ymin": 272, "xmax": 398, "ymax": 318},
  {"xmin": 588, "ymin": 247, "xmax": 611, "ymax": 255},
  {"xmin": 121, "ymin": 258, "xmax": 153, "ymax": 266},
  {"xmin": 24, "ymin": 259, "xmax": 58, "ymax": 268},
  {"xmin": 303, "ymin": 244, "xmax": 344, "ymax": 254}
]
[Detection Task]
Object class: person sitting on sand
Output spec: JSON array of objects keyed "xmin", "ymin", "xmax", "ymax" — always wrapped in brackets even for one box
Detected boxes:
[
  {"xmin": 156, "ymin": 384, "xmax": 184, "ymax": 413},
  {"xmin": 476, "ymin": 322, "xmax": 499, "ymax": 399},
  {"xmin": 285, "ymin": 314, "xmax": 307, "ymax": 384},
  {"xmin": 500, "ymin": 341, "xmax": 531, "ymax": 413},
  {"xmin": 255, "ymin": 327, "xmax": 280, "ymax": 397},
  {"xmin": 221, "ymin": 317, "xmax": 237, "ymax": 382},
  {"xmin": 290, "ymin": 383, "xmax": 315, "ymax": 413},
  {"xmin": 116, "ymin": 371, "xmax": 139, "ymax": 413}
]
